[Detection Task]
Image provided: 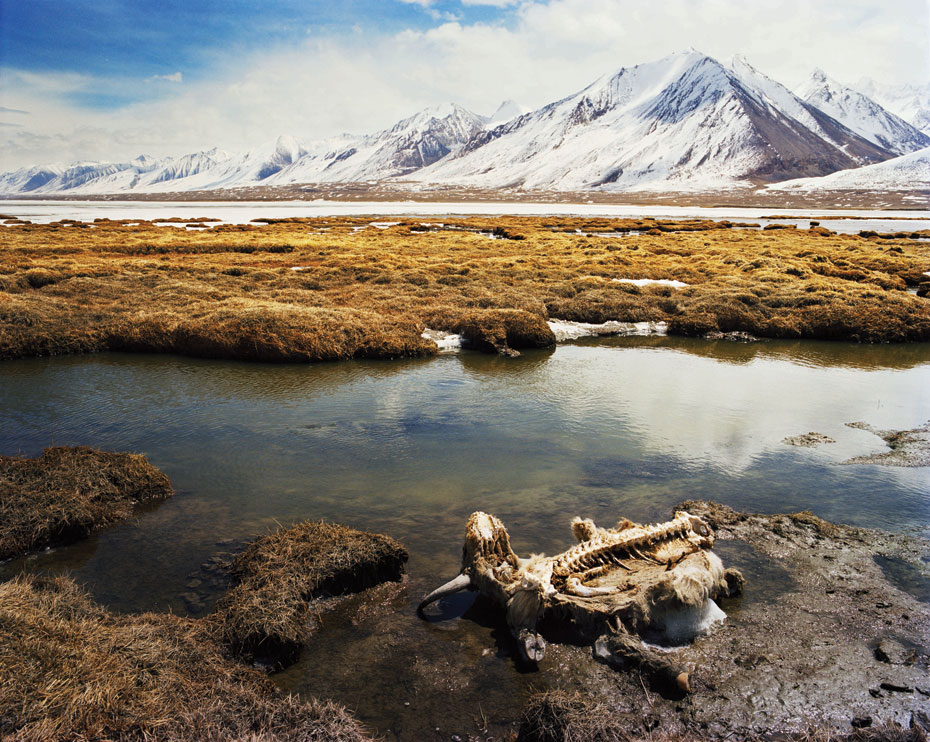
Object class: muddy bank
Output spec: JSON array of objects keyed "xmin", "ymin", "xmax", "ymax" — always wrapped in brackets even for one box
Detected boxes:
[
  {"xmin": 0, "ymin": 446, "xmax": 173, "ymax": 560},
  {"xmin": 845, "ymin": 421, "xmax": 930, "ymax": 467},
  {"xmin": 516, "ymin": 501, "xmax": 930, "ymax": 740}
]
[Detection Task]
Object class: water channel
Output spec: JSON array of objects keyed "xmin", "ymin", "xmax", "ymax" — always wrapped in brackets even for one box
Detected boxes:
[{"xmin": 1, "ymin": 337, "xmax": 928, "ymax": 738}]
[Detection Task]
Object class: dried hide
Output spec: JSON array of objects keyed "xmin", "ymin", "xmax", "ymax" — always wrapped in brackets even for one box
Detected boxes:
[{"xmin": 418, "ymin": 510, "xmax": 743, "ymax": 689}]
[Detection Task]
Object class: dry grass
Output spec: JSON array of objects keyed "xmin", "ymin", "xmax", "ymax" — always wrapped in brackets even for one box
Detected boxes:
[
  {"xmin": 0, "ymin": 573, "xmax": 373, "ymax": 742},
  {"xmin": 0, "ymin": 446, "xmax": 173, "ymax": 560},
  {"xmin": 517, "ymin": 690, "xmax": 928, "ymax": 742},
  {"xmin": 215, "ymin": 521, "xmax": 408, "ymax": 667},
  {"xmin": 0, "ymin": 216, "xmax": 928, "ymax": 363}
]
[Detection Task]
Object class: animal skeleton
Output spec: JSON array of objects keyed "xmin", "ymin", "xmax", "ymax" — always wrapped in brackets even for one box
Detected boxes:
[{"xmin": 418, "ymin": 510, "xmax": 743, "ymax": 690}]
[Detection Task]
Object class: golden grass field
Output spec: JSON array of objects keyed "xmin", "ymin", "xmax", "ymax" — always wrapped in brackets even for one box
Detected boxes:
[{"xmin": 1, "ymin": 215, "xmax": 929, "ymax": 363}]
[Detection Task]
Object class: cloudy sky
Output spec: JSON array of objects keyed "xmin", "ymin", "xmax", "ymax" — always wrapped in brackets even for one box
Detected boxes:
[{"xmin": 1, "ymin": 0, "xmax": 927, "ymax": 168}]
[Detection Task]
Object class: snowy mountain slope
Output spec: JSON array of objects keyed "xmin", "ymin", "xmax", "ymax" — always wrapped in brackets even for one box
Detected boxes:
[
  {"xmin": 798, "ymin": 70, "xmax": 930, "ymax": 155},
  {"xmin": 412, "ymin": 51, "xmax": 895, "ymax": 191},
  {"xmin": 0, "ymin": 104, "xmax": 486, "ymax": 194},
  {"xmin": 487, "ymin": 100, "xmax": 532, "ymax": 127},
  {"xmin": 0, "ymin": 150, "xmax": 235, "ymax": 195},
  {"xmin": 854, "ymin": 78, "xmax": 930, "ymax": 134},
  {"xmin": 280, "ymin": 102, "xmax": 487, "ymax": 183},
  {"xmin": 767, "ymin": 146, "xmax": 930, "ymax": 192},
  {"xmin": 0, "ymin": 51, "xmax": 912, "ymax": 195}
]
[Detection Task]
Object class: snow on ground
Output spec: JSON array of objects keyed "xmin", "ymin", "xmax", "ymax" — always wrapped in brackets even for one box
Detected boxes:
[
  {"xmin": 547, "ymin": 319, "xmax": 669, "ymax": 341},
  {"xmin": 612, "ymin": 278, "xmax": 689, "ymax": 288},
  {"xmin": 6, "ymin": 200, "xmax": 928, "ymax": 225},
  {"xmin": 767, "ymin": 147, "xmax": 930, "ymax": 192},
  {"xmin": 420, "ymin": 329, "xmax": 464, "ymax": 352}
]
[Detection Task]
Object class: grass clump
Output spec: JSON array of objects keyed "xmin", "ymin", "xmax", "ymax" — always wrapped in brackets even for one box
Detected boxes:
[
  {"xmin": 0, "ymin": 573, "xmax": 373, "ymax": 741},
  {"xmin": 215, "ymin": 521, "xmax": 408, "ymax": 667},
  {"xmin": 0, "ymin": 446, "xmax": 173, "ymax": 560},
  {"xmin": 518, "ymin": 690, "xmax": 634, "ymax": 742}
]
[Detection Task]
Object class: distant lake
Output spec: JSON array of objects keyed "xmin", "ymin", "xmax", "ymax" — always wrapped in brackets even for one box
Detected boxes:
[{"xmin": 2, "ymin": 199, "xmax": 929, "ymax": 234}]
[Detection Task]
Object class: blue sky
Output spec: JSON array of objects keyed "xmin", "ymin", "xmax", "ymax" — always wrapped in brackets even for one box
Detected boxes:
[
  {"xmin": 0, "ymin": 1, "xmax": 514, "ymax": 109},
  {"xmin": 1, "ymin": 0, "xmax": 927, "ymax": 168}
]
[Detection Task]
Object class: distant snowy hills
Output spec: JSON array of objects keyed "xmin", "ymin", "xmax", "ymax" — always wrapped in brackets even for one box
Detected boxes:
[
  {"xmin": 2, "ymin": 50, "xmax": 928, "ymax": 196},
  {"xmin": 853, "ymin": 78, "xmax": 930, "ymax": 134},
  {"xmin": 797, "ymin": 70, "xmax": 929, "ymax": 155},
  {"xmin": 768, "ymin": 146, "xmax": 930, "ymax": 193}
]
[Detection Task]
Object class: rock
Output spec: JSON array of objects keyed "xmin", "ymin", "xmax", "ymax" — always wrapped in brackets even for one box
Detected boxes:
[
  {"xmin": 912, "ymin": 710, "xmax": 930, "ymax": 731},
  {"xmin": 874, "ymin": 638, "xmax": 909, "ymax": 664},
  {"xmin": 852, "ymin": 715, "xmax": 873, "ymax": 728},
  {"xmin": 783, "ymin": 432, "xmax": 836, "ymax": 447},
  {"xmin": 879, "ymin": 681, "xmax": 914, "ymax": 693},
  {"xmin": 844, "ymin": 421, "xmax": 930, "ymax": 467}
]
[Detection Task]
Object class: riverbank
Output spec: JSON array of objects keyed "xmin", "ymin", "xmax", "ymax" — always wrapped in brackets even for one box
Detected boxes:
[
  {"xmin": 0, "ymin": 515, "xmax": 409, "ymax": 741},
  {"xmin": 506, "ymin": 501, "xmax": 930, "ymax": 740},
  {"xmin": 1, "ymin": 216, "xmax": 929, "ymax": 362},
  {"xmin": 3, "ymin": 497, "xmax": 926, "ymax": 740}
]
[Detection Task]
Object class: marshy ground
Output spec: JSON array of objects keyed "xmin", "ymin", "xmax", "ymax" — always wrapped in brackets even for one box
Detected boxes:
[{"xmin": 1, "ymin": 215, "xmax": 929, "ymax": 363}]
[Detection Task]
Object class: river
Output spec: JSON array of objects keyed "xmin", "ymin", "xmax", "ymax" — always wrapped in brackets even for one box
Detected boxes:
[{"xmin": 2, "ymin": 198, "xmax": 929, "ymax": 234}]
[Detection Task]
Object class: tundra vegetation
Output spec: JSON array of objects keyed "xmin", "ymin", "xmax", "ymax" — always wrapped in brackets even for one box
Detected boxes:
[
  {"xmin": 0, "ymin": 446, "xmax": 173, "ymax": 560},
  {"xmin": 0, "ymin": 216, "xmax": 928, "ymax": 361},
  {"xmin": 0, "ymin": 508, "xmax": 407, "ymax": 740}
]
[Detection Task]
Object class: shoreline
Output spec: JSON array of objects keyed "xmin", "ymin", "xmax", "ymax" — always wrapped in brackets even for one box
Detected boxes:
[{"xmin": 1, "ymin": 181, "xmax": 928, "ymax": 211}]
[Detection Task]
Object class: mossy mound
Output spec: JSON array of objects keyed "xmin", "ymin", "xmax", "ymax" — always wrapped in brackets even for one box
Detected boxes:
[
  {"xmin": 215, "ymin": 521, "xmax": 408, "ymax": 667},
  {"xmin": 0, "ymin": 574, "xmax": 372, "ymax": 741},
  {"xmin": 0, "ymin": 446, "xmax": 173, "ymax": 560}
]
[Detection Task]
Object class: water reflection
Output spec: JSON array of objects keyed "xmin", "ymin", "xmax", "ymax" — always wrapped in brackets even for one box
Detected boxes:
[{"xmin": 0, "ymin": 341, "xmax": 928, "ymax": 736}]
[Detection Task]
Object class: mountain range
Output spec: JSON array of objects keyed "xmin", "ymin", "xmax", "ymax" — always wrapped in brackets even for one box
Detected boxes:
[{"xmin": 2, "ymin": 50, "xmax": 928, "ymax": 196}]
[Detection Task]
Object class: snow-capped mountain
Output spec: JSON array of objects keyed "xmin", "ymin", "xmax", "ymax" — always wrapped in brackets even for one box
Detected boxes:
[
  {"xmin": 487, "ymin": 100, "xmax": 532, "ymax": 127},
  {"xmin": 284, "ymin": 102, "xmax": 488, "ymax": 182},
  {"xmin": 0, "ymin": 103, "xmax": 486, "ymax": 194},
  {"xmin": 0, "ymin": 149, "xmax": 235, "ymax": 195},
  {"xmin": 798, "ymin": 70, "xmax": 929, "ymax": 155},
  {"xmin": 767, "ymin": 146, "xmax": 930, "ymax": 192},
  {"xmin": 0, "ymin": 51, "xmax": 918, "ymax": 196},
  {"xmin": 412, "ymin": 51, "xmax": 894, "ymax": 191},
  {"xmin": 854, "ymin": 78, "xmax": 930, "ymax": 133}
]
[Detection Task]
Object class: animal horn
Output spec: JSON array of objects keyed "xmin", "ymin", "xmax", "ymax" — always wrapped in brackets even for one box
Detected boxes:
[{"xmin": 416, "ymin": 573, "xmax": 474, "ymax": 616}]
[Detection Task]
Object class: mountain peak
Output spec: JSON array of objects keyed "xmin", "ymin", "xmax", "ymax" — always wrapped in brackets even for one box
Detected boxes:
[
  {"xmin": 488, "ymin": 99, "xmax": 530, "ymax": 126},
  {"xmin": 810, "ymin": 68, "xmax": 828, "ymax": 83}
]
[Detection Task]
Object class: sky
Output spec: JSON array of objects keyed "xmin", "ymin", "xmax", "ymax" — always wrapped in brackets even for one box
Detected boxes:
[{"xmin": 1, "ymin": 0, "xmax": 928, "ymax": 169}]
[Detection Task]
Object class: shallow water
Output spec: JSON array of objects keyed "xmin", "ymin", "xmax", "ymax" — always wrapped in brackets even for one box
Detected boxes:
[
  {"xmin": 1, "ymin": 338, "xmax": 928, "ymax": 738},
  {"xmin": 2, "ymin": 199, "xmax": 929, "ymax": 234}
]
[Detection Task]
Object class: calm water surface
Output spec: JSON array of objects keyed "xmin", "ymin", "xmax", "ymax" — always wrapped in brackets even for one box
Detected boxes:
[
  {"xmin": 1, "ymin": 338, "xmax": 928, "ymax": 738},
  {"xmin": 3, "ymin": 199, "xmax": 929, "ymax": 234}
]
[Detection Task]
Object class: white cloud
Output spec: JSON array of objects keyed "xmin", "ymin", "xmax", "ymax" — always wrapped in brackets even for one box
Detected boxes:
[
  {"xmin": 1, "ymin": 0, "xmax": 928, "ymax": 168},
  {"xmin": 149, "ymin": 72, "xmax": 183, "ymax": 83}
]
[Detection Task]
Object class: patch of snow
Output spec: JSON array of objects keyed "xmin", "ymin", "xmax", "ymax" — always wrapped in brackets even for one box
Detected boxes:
[
  {"xmin": 612, "ymin": 278, "xmax": 689, "ymax": 288},
  {"xmin": 767, "ymin": 146, "xmax": 930, "ymax": 192},
  {"xmin": 369, "ymin": 221, "xmax": 400, "ymax": 228},
  {"xmin": 548, "ymin": 319, "xmax": 668, "ymax": 341},
  {"xmin": 421, "ymin": 328, "xmax": 464, "ymax": 352}
]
